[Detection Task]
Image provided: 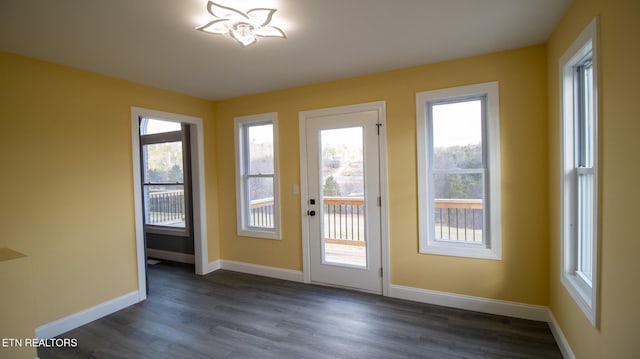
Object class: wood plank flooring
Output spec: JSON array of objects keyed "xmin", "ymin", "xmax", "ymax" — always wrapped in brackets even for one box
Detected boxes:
[{"xmin": 38, "ymin": 262, "xmax": 562, "ymax": 358}]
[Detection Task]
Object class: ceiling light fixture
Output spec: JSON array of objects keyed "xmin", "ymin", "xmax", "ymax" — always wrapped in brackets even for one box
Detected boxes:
[{"xmin": 196, "ymin": 1, "xmax": 287, "ymax": 47}]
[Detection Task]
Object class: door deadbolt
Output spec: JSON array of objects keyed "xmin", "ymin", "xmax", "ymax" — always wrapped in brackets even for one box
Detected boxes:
[{"xmin": 307, "ymin": 210, "xmax": 316, "ymax": 216}]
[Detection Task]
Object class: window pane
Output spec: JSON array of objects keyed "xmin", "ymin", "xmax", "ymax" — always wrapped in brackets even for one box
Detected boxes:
[
  {"xmin": 431, "ymin": 100, "xmax": 485, "ymax": 243},
  {"xmin": 433, "ymin": 173, "xmax": 484, "ymax": 243},
  {"xmin": 432, "ymin": 100, "xmax": 483, "ymax": 170},
  {"xmin": 142, "ymin": 141, "xmax": 184, "ymax": 183},
  {"xmin": 576, "ymin": 57, "xmax": 594, "ymax": 283},
  {"xmin": 577, "ymin": 173, "xmax": 594, "ymax": 282},
  {"xmin": 434, "ymin": 173, "xmax": 483, "ymax": 200},
  {"xmin": 141, "ymin": 118, "xmax": 182, "ymax": 135},
  {"xmin": 144, "ymin": 185, "xmax": 185, "ymax": 228},
  {"xmin": 247, "ymin": 176, "xmax": 274, "ymax": 229},
  {"xmin": 578, "ymin": 61, "xmax": 594, "ymax": 168},
  {"xmin": 247, "ymin": 123, "xmax": 274, "ymax": 174}
]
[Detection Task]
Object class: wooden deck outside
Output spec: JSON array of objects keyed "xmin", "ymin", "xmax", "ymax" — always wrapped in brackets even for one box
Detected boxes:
[{"xmin": 324, "ymin": 239, "xmax": 366, "ymax": 267}]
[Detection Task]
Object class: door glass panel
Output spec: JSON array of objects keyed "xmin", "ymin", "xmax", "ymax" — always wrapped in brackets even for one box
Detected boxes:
[{"xmin": 320, "ymin": 127, "xmax": 366, "ymax": 267}]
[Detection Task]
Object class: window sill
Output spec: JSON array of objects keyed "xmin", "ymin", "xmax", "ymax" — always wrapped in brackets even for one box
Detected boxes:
[
  {"xmin": 238, "ymin": 228, "xmax": 281, "ymax": 240},
  {"xmin": 420, "ymin": 242, "xmax": 501, "ymax": 260},
  {"xmin": 145, "ymin": 226, "xmax": 190, "ymax": 237},
  {"xmin": 561, "ymin": 272, "xmax": 596, "ymax": 326}
]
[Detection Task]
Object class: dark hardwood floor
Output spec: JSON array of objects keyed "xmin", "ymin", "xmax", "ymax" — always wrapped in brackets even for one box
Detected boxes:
[{"xmin": 39, "ymin": 261, "xmax": 562, "ymax": 358}]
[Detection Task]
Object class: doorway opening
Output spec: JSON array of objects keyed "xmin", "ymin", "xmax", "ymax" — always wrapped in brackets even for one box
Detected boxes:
[
  {"xmin": 139, "ymin": 118, "xmax": 194, "ymax": 264},
  {"xmin": 131, "ymin": 107, "xmax": 208, "ymax": 300}
]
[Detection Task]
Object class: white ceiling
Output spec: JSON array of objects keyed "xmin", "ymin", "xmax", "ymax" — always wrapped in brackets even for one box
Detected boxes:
[{"xmin": 0, "ymin": 0, "xmax": 571, "ymax": 100}]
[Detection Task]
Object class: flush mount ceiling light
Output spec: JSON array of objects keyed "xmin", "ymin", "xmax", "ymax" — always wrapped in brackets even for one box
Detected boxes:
[{"xmin": 196, "ymin": 1, "xmax": 287, "ymax": 47}]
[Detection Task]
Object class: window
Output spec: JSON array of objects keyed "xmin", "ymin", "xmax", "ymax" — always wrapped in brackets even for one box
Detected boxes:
[
  {"xmin": 234, "ymin": 113, "xmax": 281, "ymax": 239},
  {"xmin": 416, "ymin": 82, "xmax": 501, "ymax": 260},
  {"xmin": 560, "ymin": 18, "xmax": 599, "ymax": 326},
  {"xmin": 139, "ymin": 118, "xmax": 191, "ymax": 236}
]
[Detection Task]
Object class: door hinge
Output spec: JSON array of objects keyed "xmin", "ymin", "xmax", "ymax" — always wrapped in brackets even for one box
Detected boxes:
[
  {"xmin": 376, "ymin": 123, "xmax": 382, "ymax": 135},
  {"xmin": 380, "ymin": 267, "xmax": 383, "ymax": 277},
  {"xmin": 377, "ymin": 196, "xmax": 382, "ymax": 207}
]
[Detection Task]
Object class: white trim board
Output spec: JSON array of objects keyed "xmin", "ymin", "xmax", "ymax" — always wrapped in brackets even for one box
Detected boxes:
[
  {"xmin": 203, "ymin": 259, "xmax": 222, "ymax": 275},
  {"xmin": 547, "ymin": 310, "xmax": 577, "ymax": 359},
  {"xmin": 219, "ymin": 260, "xmax": 304, "ymax": 283},
  {"xmin": 36, "ymin": 291, "xmax": 141, "ymax": 340},
  {"xmin": 389, "ymin": 284, "xmax": 548, "ymax": 322}
]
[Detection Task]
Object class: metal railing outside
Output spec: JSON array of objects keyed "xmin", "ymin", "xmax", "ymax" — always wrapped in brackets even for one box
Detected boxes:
[
  {"xmin": 250, "ymin": 197, "xmax": 275, "ymax": 228},
  {"xmin": 434, "ymin": 199, "xmax": 483, "ymax": 243},
  {"xmin": 147, "ymin": 189, "xmax": 185, "ymax": 226},
  {"xmin": 235, "ymin": 196, "xmax": 484, "ymax": 243},
  {"xmin": 323, "ymin": 196, "xmax": 365, "ymax": 242}
]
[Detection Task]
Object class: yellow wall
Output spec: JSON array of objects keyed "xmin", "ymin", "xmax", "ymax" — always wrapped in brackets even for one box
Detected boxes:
[
  {"xmin": 0, "ymin": 250, "xmax": 36, "ymax": 359},
  {"xmin": 215, "ymin": 45, "xmax": 550, "ymax": 305},
  {"xmin": 7, "ymin": 2, "xmax": 638, "ymax": 354},
  {"xmin": 0, "ymin": 52, "xmax": 219, "ymax": 326},
  {"xmin": 547, "ymin": 0, "xmax": 640, "ymax": 357}
]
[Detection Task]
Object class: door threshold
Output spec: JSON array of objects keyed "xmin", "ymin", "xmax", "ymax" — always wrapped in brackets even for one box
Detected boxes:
[
  {"xmin": 146, "ymin": 248, "xmax": 195, "ymax": 264},
  {"xmin": 310, "ymin": 280, "xmax": 382, "ymax": 295}
]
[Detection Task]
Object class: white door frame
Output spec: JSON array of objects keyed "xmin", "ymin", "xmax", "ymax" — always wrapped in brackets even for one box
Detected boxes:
[
  {"xmin": 298, "ymin": 101, "xmax": 390, "ymax": 296},
  {"xmin": 130, "ymin": 107, "xmax": 209, "ymax": 301}
]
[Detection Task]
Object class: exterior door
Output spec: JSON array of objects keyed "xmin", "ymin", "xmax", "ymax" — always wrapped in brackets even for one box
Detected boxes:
[{"xmin": 303, "ymin": 108, "xmax": 382, "ymax": 293}]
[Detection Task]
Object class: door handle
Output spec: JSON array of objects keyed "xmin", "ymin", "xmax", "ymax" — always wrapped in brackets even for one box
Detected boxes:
[{"xmin": 307, "ymin": 210, "xmax": 316, "ymax": 216}]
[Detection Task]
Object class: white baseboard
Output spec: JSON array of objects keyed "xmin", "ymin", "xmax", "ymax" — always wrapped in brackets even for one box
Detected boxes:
[
  {"xmin": 389, "ymin": 284, "xmax": 549, "ymax": 322},
  {"xmin": 219, "ymin": 260, "xmax": 303, "ymax": 282},
  {"xmin": 35, "ymin": 291, "xmax": 141, "ymax": 340},
  {"xmin": 546, "ymin": 310, "xmax": 576, "ymax": 359},
  {"xmin": 390, "ymin": 284, "xmax": 575, "ymax": 358},
  {"xmin": 202, "ymin": 259, "xmax": 221, "ymax": 275},
  {"xmin": 147, "ymin": 248, "xmax": 195, "ymax": 264}
]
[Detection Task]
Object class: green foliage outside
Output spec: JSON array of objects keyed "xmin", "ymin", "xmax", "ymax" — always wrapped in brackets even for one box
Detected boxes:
[
  {"xmin": 323, "ymin": 176, "xmax": 341, "ymax": 196},
  {"xmin": 145, "ymin": 141, "xmax": 184, "ymax": 183},
  {"xmin": 433, "ymin": 144, "xmax": 483, "ymax": 199}
]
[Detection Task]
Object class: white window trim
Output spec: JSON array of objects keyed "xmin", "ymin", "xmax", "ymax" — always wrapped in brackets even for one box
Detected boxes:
[
  {"xmin": 416, "ymin": 82, "xmax": 501, "ymax": 260},
  {"xmin": 234, "ymin": 112, "xmax": 281, "ymax": 240},
  {"xmin": 559, "ymin": 18, "xmax": 599, "ymax": 327}
]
